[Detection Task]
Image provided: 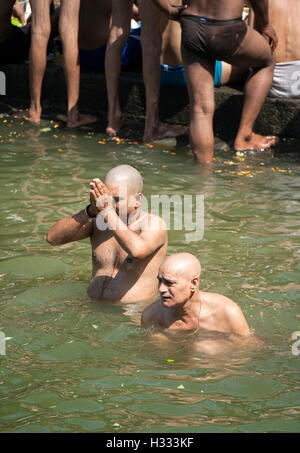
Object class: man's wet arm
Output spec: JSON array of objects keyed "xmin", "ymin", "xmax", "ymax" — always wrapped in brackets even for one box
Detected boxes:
[
  {"xmin": 226, "ymin": 305, "xmax": 251, "ymax": 337},
  {"xmin": 113, "ymin": 225, "xmax": 165, "ymax": 259},
  {"xmin": 46, "ymin": 210, "xmax": 93, "ymax": 246}
]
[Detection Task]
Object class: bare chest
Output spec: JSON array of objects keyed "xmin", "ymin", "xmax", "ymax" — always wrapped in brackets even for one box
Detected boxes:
[{"xmin": 90, "ymin": 228, "xmax": 141, "ymax": 274}]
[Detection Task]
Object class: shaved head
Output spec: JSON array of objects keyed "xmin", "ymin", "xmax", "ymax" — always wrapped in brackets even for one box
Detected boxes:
[
  {"xmin": 104, "ymin": 165, "xmax": 143, "ymax": 194},
  {"xmin": 160, "ymin": 253, "xmax": 201, "ymax": 281}
]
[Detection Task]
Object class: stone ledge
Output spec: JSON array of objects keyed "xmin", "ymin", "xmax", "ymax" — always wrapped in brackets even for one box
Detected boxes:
[{"xmin": 0, "ymin": 62, "xmax": 300, "ymax": 142}]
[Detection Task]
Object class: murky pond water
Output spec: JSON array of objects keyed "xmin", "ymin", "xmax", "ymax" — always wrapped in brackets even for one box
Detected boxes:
[{"xmin": 0, "ymin": 116, "xmax": 299, "ymax": 433}]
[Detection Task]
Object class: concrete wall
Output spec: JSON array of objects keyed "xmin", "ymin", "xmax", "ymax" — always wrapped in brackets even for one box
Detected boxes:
[{"xmin": 0, "ymin": 63, "xmax": 300, "ymax": 142}]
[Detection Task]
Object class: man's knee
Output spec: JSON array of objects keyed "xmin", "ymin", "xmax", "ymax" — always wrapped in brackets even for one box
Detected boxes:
[
  {"xmin": 31, "ymin": 24, "xmax": 51, "ymax": 41},
  {"xmin": 108, "ymin": 26, "xmax": 131, "ymax": 48},
  {"xmin": 190, "ymin": 97, "xmax": 215, "ymax": 116},
  {"xmin": 58, "ymin": 17, "xmax": 79, "ymax": 42},
  {"xmin": 191, "ymin": 106, "xmax": 215, "ymax": 118}
]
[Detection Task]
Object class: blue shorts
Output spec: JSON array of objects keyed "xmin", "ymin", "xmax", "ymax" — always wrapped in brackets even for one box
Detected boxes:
[
  {"xmin": 160, "ymin": 59, "xmax": 223, "ymax": 88},
  {"xmin": 79, "ymin": 25, "xmax": 142, "ymax": 71}
]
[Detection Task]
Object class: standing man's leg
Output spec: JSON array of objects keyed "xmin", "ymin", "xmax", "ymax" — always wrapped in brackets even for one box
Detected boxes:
[
  {"xmin": 138, "ymin": 0, "xmax": 188, "ymax": 142},
  {"xmin": 27, "ymin": 0, "xmax": 52, "ymax": 124},
  {"xmin": 105, "ymin": 0, "xmax": 133, "ymax": 136},
  {"xmin": 59, "ymin": 0, "xmax": 97, "ymax": 128},
  {"xmin": 181, "ymin": 46, "xmax": 215, "ymax": 164},
  {"xmin": 226, "ymin": 27, "xmax": 277, "ymax": 150}
]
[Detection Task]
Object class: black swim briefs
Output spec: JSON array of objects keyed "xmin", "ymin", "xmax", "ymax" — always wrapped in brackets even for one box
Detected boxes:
[{"xmin": 180, "ymin": 14, "xmax": 248, "ymax": 61}]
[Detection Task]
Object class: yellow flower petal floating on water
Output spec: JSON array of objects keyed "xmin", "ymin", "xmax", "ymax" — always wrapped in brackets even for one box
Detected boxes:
[{"xmin": 223, "ymin": 160, "xmax": 236, "ymax": 165}]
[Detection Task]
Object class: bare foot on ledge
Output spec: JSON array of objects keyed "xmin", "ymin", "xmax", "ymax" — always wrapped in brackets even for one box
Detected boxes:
[{"xmin": 234, "ymin": 133, "xmax": 278, "ymax": 151}]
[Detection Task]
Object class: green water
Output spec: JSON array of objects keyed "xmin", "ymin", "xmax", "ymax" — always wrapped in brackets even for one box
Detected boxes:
[{"xmin": 0, "ymin": 116, "xmax": 299, "ymax": 433}]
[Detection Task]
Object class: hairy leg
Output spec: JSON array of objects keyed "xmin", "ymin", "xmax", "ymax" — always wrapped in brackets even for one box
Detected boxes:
[
  {"xmin": 139, "ymin": 0, "xmax": 188, "ymax": 142},
  {"xmin": 26, "ymin": 0, "xmax": 52, "ymax": 124},
  {"xmin": 182, "ymin": 46, "xmax": 215, "ymax": 164},
  {"xmin": 226, "ymin": 27, "xmax": 277, "ymax": 151},
  {"xmin": 105, "ymin": 0, "xmax": 133, "ymax": 136},
  {"xmin": 59, "ymin": 0, "xmax": 97, "ymax": 128}
]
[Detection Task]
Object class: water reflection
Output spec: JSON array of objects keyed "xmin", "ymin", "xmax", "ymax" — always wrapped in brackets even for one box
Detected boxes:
[{"xmin": 0, "ymin": 118, "xmax": 299, "ymax": 432}]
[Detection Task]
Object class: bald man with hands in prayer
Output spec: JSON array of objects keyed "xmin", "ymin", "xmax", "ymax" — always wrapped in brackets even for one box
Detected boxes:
[{"xmin": 47, "ymin": 165, "xmax": 168, "ymax": 303}]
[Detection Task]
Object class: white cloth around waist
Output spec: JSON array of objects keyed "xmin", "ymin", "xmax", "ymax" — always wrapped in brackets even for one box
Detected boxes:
[{"xmin": 269, "ymin": 60, "xmax": 300, "ymax": 98}]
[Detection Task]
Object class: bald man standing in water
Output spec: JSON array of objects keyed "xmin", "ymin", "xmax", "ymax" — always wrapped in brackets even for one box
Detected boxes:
[
  {"xmin": 142, "ymin": 253, "xmax": 250, "ymax": 336},
  {"xmin": 150, "ymin": 0, "xmax": 278, "ymax": 163},
  {"xmin": 47, "ymin": 165, "xmax": 168, "ymax": 303}
]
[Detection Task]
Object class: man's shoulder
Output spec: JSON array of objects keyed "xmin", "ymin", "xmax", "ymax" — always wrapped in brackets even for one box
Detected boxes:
[
  {"xmin": 141, "ymin": 299, "xmax": 161, "ymax": 326},
  {"xmin": 142, "ymin": 299, "xmax": 161, "ymax": 315},
  {"xmin": 201, "ymin": 291, "xmax": 249, "ymax": 335},
  {"xmin": 140, "ymin": 212, "xmax": 168, "ymax": 242},
  {"xmin": 201, "ymin": 291, "xmax": 240, "ymax": 313},
  {"xmin": 144, "ymin": 212, "xmax": 168, "ymax": 230}
]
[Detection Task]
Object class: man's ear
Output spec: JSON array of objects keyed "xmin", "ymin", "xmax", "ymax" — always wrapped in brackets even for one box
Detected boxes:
[
  {"xmin": 135, "ymin": 193, "xmax": 143, "ymax": 208},
  {"xmin": 190, "ymin": 277, "xmax": 199, "ymax": 292}
]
